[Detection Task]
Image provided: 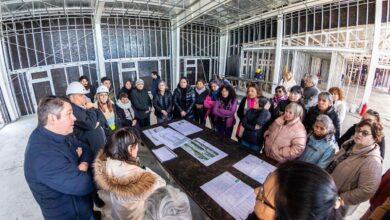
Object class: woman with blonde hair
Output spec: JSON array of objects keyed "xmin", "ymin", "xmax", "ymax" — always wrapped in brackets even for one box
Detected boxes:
[
  {"xmin": 264, "ymin": 102, "xmax": 307, "ymax": 162},
  {"xmin": 329, "ymin": 87, "xmax": 347, "ymax": 123},
  {"xmin": 95, "ymin": 85, "xmax": 119, "ymax": 136}
]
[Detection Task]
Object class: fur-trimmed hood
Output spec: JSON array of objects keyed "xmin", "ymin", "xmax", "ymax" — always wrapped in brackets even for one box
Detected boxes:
[{"xmin": 94, "ymin": 151, "xmax": 164, "ymax": 198}]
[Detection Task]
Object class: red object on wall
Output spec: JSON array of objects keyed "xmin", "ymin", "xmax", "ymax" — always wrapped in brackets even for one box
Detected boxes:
[{"xmin": 360, "ymin": 103, "xmax": 368, "ymax": 116}]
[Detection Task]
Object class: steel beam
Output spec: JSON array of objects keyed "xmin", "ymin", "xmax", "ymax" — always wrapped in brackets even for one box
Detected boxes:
[
  {"xmin": 171, "ymin": 26, "xmax": 180, "ymax": 88},
  {"xmin": 94, "ymin": 1, "xmax": 106, "ymax": 78},
  {"xmin": 361, "ymin": 0, "xmax": 382, "ymax": 106},
  {"xmin": 218, "ymin": 30, "xmax": 228, "ymax": 77},
  {"xmin": 272, "ymin": 15, "xmax": 283, "ymax": 91},
  {"xmin": 171, "ymin": 0, "xmax": 230, "ymax": 30},
  {"xmin": 0, "ymin": 36, "xmax": 18, "ymax": 120}
]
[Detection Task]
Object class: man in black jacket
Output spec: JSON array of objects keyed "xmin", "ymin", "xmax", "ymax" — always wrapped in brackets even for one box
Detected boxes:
[
  {"xmin": 66, "ymin": 82, "xmax": 106, "ymax": 211},
  {"xmin": 131, "ymin": 79, "xmax": 152, "ymax": 128}
]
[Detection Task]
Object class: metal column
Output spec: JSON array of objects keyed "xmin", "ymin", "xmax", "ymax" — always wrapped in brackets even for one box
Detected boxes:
[
  {"xmin": 218, "ymin": 30, "xmax": 229, "ymax": 77},
  {"xmin": 171, "ymin": 25, "xmax": 180, "ymax": 88},
  {"xmin": 94, "ymin": 1, "xmax": 106, "ymax": 78},
  {"xmin": 361, "ymin": 0, "xmax": 382, "ymax": 105},
  {"xmin": 272, "ymin": 14, "xmax": 283, "ymax": 91},
  {"xmin": 0, "ymin": 37, "xmax": 18, "ymax": 121}
]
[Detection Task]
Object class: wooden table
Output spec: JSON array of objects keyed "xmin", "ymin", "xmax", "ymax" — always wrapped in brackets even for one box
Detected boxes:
[{"xmin": 141, "ymin": 119, "xmax": 277, "ymax": 220}]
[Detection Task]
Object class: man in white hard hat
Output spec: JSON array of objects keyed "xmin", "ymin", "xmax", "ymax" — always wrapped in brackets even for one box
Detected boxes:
[{"xmin": 66, "ymin": 81, "xmax": 106, "ymax": 211}]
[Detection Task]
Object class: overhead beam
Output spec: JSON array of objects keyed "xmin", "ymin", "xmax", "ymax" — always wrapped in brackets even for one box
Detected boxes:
[
  {"xmin": 171, "ymin": 0, "xmax": 231, "ymax": 30},
  {"xmin": 226, "ymin": 0, "xmax": 335, "ymax": 31}
]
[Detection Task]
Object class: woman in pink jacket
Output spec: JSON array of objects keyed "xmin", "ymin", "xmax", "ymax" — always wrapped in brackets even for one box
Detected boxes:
[
  {"xmin": 212, "ymin": 84, "xmax": 238, "ymax": 138},
  {"xmin": 264, "ymin": 102, "xmax": 307, "ymax": 162}
]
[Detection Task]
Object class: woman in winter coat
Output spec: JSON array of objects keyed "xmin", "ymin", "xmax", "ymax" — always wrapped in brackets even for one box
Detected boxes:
[
  {"xmin": 270, "ymin": 85, "xmax": 288, "ymax": 109},
  {"xmin": 173, "ymin": 77, "xmax": 195, "ymax": 120},
  {"xmin": 130, "ymin": 79, "xmax": 152, "ymax": 128},
  {"xmin": 194, "ymin": 79, "xmax": 209, "ymax": 125},
  {"xmin": 326, "ymin": 120, "xmax": 383, "ymax": 217},
  {"xmin": 212, "ymin": 84, "xmax": 238, "ymax": 138},
  {"xmin": 153, "ymin": 81, "xmax": 173, "ymax": 123},
  {"xmin": 204, "ymin": 80, "xmax": 219, "ymax": 130},
  {"xmin": 116, "ymin": 92, "xmax": 137, "ymax": 127},
  {"xmin": 95, "ymin": 85, "xmax": 119, "ymax": 137},
  {"xmin": 117, "ymin": 80, "xmax": 132, "ymax": 100},
  {"xmin": 264, "ymin": 102, "xmax": 307, "ymax": 162},
  {"xmin": 236, "ymin": 84, "xmax": 262, "ymax": 139},
  {"xmin": 299, "ymin": 114, "xmax": 337, "ymax": 169},
  {"xmin": 240, "ymin": 96, "xmax": 271, "ymax": 153},
  {"xmin": 94, "ymin": 127, "xmax": 166, "ymax": 220},
  {"xmin": 338, "ymin": 109, "xmax": 386, "ymax": 158},
  {"xmin": 304, "ymin": 92, "xmax": 341, "ymax": 141},
  {"xmin": 272, "ymin": 85, "xmax": 306, "ymax": 120}
]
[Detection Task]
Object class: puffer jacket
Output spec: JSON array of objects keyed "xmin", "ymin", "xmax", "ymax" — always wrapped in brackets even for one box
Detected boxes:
[
  {"xmin": 330, "ymin": 140, "xmax": 382, "ymax": 216},
  {"xmin": 173, "ymin": 86, "xmax": 195, "ymax": 119},
  {"xmin": 212, "ymin": 98, "xmax": 238, "ymax": 128},
  {"xmin": 264, "ymin": 116, "xmax": 307, "ymax": 162},
  {"xmin": 241, "ymin": 108, "xmax": 271, "ymax": 146},
  {"xmin": 94, "ymin": 152, "xmax": 166, "ymax": 220},
  {"xmin": 304, "ymin": 106, "xmax": 340, "ymax": 140},
  {"xmin": 153, "ymin": 89, "xmax": 173, "ymax": 119},
  {"xmin": 298, "ymin": 134, "xmax": 337, "ymax": 168}
]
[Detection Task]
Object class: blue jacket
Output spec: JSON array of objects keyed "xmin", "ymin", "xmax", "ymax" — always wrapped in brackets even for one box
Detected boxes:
[
  {"xmin": 299, "ymin": 134, "xmax": 337, "ymax": 169},
  {"xmin": 24, "ymin": 126, "xmax": 94, "ymax": 220},
  {"xmin": 151, "ymin": 75, "xmax": 161, "ymax": 96}
]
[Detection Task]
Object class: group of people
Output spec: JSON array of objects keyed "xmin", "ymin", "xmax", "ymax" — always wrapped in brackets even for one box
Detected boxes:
[{"xmin": 23, "ymin": 70, "xmax": 388, "ymax": 220}]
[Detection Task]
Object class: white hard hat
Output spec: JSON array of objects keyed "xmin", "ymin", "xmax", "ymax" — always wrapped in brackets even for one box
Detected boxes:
[
  {"xmin": 96, "ymin": 85, "xmax": 109, "ymax": 94},
  {"xmin": 66, "ymin": 82, "xmax": 86, "ymax": 95}
]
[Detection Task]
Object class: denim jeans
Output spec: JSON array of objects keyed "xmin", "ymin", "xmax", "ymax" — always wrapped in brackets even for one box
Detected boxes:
[{"xmin": 240, "ymin": 139, "xmax": 262, "ymax": 153}]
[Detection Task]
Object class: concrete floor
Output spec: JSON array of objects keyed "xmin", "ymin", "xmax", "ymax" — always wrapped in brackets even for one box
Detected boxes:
[{"xmin": 1, "ymin": 111, "xmax": 389, "ymax": 220}]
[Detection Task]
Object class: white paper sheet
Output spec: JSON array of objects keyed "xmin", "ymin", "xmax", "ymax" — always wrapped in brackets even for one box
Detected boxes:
[
  {"xmin": 233, "ymin": 155, "xmax": 276, "ymax": 184},
  {"xmin": 142, "ymin": 126, "xmax": 165, "ymax": 146},
  {"xmin": 152, "ymin": 146, "xmax": 178, "ymax": 163},
  {"xmin": 179, "ymin": 138, "xmax": 227, "ymax": 166},
  {"xmin": 168, "ymin": 120, "xmax": 203, "ymax": 136},
  {"xmin": 156, "ymin": 128, "xmax": 190, "ymax": 150},
  {"xmin": 200, "ymin": 172, "xmax": 256, "ymax": 220}
]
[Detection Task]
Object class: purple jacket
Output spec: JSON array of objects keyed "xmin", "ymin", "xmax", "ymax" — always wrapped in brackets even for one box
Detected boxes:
[{"xmin": 212, "ymin": 99, "xmax": 238, "ymax": 128}]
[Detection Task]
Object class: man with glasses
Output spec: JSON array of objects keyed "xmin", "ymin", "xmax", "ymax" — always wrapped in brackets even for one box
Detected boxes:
[{"xmin": 24, "ymin": 96, "xmax": 94, "ymax": 219}]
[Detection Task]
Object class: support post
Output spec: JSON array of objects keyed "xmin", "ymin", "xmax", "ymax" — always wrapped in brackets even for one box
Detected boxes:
[
  {"xmin": 272, "ymin": 14, "xmax": 283, "ymax": 91},
  {"xmin": 218, "ymin": 30, "xmax": 229, "ymax": 77},
  {"xmin": 361, "ymin": 0, "xmax": 382, "ymax": 105},
  {"xmin": 94, "ymin": 1, "xmax": 106, "ymax": 78},
  {"xmin": 171, "ymin": 26, "xmax": 180, "ymax": 88},
  {"xmin": 0, "ymin": 38, "xmax": 18, "ymax": 121}
]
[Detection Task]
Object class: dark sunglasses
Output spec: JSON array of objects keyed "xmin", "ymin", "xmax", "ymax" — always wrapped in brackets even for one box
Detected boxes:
[{"xmin": 355, "ymin": 127, "xmax": 372, "ymax": 137}]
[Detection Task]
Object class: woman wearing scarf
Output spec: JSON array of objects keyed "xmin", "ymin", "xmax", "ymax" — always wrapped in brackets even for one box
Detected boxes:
[
  {"xmin": 204, "ymin": 80, "xmax": 219, "ymax": 130},
  {"xmin": 212, "ymin": 84, "xmax": 238, "ymax": 138},
  {"xmin": 236, "ymin": 84, "xmax": 262, "ymax": 139},
  {"xmin": 173, "ymin": 77, "xmax": 195, "ymax": 120},
  {"xmin": 194, "ymin": 79, "xmax": 209, "ymax": 125},
  {"xmin": 271, "ymin": 85, "xmax": 288, "ymax": 109},
  {"xmin": 116, "ymin": 92, "xmax": 138, "ymax": 127}
]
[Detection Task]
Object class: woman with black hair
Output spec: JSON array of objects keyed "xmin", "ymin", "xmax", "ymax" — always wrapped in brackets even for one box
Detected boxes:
[
  {"xmin": 247, "ymin": 160, "xmax": 341, "ymax": 220},
  {"xmin": 212, "ymin": 84, "xmax": 238, "ymax": 138},
  {"xmin": 94, "ymin": 127, "xmax": 166, "ymax": 220},
  {"xmin": 117, "ymin": 80, "xmax": 132, "ymax": 100},
  {"xmin": 194, "ymin": 79, "xmax": 209, "ymax": 125},
  {"xmin": 270, "ymin": 85, "xmax": 288, "ymax": 109},
  {"xmin": 272, "ymin": 85, "xmax": 306, "ymax": 120},
  {"xmin": 173, "ymin": 77, "xmax": 195, "ymax": 120}
]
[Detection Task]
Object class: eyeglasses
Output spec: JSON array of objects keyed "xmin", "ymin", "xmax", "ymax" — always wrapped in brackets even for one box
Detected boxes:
[
  {"xmin": 256, "ymin": 185, "xmax": 276, "ymax": 210},
  {"xmin": 355, "ymin": 127, "xmax": 372, "ymax": 137}
]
